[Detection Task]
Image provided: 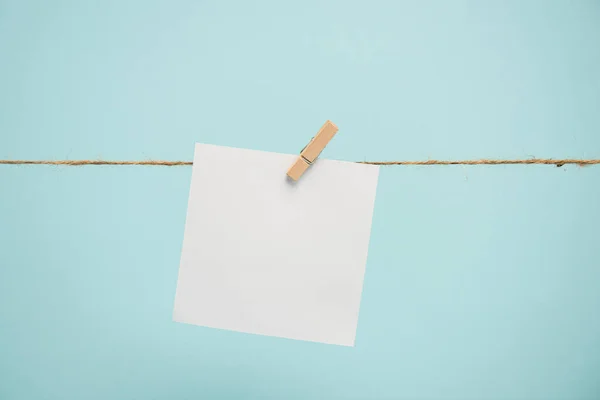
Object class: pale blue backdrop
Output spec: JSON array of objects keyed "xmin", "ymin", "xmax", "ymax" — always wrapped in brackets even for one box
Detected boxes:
[{"xmin": 1, "ymin": 1, "xmax": 599, "ymax": 399}]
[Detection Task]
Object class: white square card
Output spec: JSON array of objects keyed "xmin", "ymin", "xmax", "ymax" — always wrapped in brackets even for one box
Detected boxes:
[{"xmin": 173, "ymin": 144, "xmax": 379, "ymax": 346}]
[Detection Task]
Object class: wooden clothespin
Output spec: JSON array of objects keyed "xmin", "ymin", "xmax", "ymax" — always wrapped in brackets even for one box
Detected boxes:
[{"xmin": 287, "ymin": 120, "xmax": 339, "ymax": 181}]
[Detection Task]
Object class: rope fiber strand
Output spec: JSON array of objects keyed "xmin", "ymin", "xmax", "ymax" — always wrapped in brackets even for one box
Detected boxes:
[
  {"xmin": 0, "ymin": 160, "xmax": 193, "ymax": 166},
  {"xmin": 1, "ymin": 158, "xmax": 599, "ymax": 167}
]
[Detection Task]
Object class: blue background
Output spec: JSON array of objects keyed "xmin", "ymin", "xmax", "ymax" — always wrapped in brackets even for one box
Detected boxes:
[{"xmin": 1, "ymin": 1, "xmax": 599, "ymax": 398}]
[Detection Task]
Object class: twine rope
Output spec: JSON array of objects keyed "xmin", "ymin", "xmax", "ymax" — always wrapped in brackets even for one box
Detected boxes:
[{"xmin": 1, "ymin": 158, "xmax": 599, "ymax": 167}]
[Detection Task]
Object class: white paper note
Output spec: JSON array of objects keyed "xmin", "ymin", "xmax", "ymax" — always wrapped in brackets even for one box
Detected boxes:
[{"xmin": 173, "ymin": 144, "xmax": 379, "ymax": 346}]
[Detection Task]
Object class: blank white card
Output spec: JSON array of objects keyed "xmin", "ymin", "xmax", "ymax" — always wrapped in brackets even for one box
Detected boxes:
[{"xmin": 173, "ymin": 144, "xmax": 379, "ymax": 346}]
